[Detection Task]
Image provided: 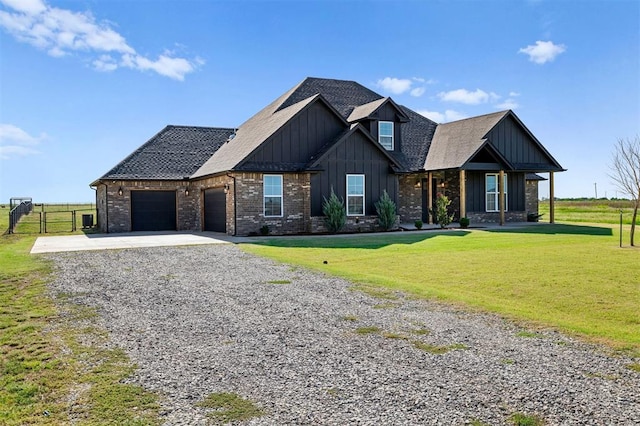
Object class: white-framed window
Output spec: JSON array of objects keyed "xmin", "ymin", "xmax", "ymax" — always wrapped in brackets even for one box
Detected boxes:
[
  {"xmin": 263, "ymin": 175, "xmax": 283, "ymax": 217},
  {"xmin": 346, "ymin": 174, "xmax": 365, "ymax": 216},
  {"xmin": 378, "ymin": 121, "xmax": 394, "ymax": 150},
  {"xmin": 486, "ymin": 173, "xmax": 508, "ymax": 212}
]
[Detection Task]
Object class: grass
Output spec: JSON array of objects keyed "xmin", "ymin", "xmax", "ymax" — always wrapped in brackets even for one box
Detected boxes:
[
  {"xmin": 196, "ymin": 392, "xmax": 264, "ymax": 424},
  {"xmin": 510, "ymin": 412, "xmax": 545, "ymax": 425},
  {"xmin": 540, "ymin": 199, "xmax": 638, "ymax": 225},
  {"xmin": 6, "ymin": 203, "xmax": 96, "ymax": 234},
  {"xmin": 1, "ymin": 215, "xmax": 159, "ymax": 424},
  {"xmin": 243, "ymin": 222, "xmax": 640, "ymax": 354}
]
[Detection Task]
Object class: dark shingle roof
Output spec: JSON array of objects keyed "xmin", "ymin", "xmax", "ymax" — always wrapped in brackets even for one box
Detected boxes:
[
  {"xmin": 276, "ymin": 77, "xmax": 383, "ymax": 118},
  {"xmin": 396, "ymin": 106, "xmax": 438, "ymax": 171},
  {"xmin": 99, "ymin": 126, "xmax": 234, "ymax": 180}
]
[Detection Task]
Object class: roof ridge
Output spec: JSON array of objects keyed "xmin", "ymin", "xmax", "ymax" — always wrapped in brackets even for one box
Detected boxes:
[
  {"xmin": 165, "ymin": 125, "xmax": 237, "ymax": 131},
  {"xmin": 441, "ymin": 109, "xmax": 510, "ymax": 125}
]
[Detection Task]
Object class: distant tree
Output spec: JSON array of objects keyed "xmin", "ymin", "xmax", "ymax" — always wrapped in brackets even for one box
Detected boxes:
[{"xmin": 608, "ymin": 136, "xmax": 640, "ymax": 246}]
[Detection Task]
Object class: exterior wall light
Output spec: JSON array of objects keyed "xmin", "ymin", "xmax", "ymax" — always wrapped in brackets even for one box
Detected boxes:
[
  {"xmin": 223, "ymin": 183, "xmax": 230, "ymax": 194},
  {"xmin": 185, "ymin": 187, "xmax": 190, "ymax": 196},
  {"xmin": 118, "ymin": 187, "xmax": 123, "ymax": 196}
]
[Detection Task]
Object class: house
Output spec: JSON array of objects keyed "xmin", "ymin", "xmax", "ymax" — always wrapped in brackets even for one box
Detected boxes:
[{"xmin": 90, "ymin": 77, "xmax": 564, "ymax": 235}]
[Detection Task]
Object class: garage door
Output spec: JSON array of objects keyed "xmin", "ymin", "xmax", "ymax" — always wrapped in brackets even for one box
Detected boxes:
[
  {"xmin": 131, "ymin": 191, "xmax": 176, "ymax": 231},
  {"xmin": 204, "ymin": 188, "xmax": 226, "ymax": 232}
]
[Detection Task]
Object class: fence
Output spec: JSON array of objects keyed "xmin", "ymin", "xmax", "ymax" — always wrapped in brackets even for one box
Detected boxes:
[
  {"xmin": 7, "ymin": 202, "xmax": 96, "ymax": 234},
  {"xmin": 8, "ymin": 198, "xmax": 33, "ymax": 234}
]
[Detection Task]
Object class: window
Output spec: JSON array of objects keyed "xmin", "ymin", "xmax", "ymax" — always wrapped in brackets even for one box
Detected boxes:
[
  {"xmin": 486, "ymin": 173, "xmax": 508, "ymax": 212},
  {"xmin": 378, "ymin": 121, "xmax": 394, "ymax": 150},
  {"xmin": 346, "ymin": 174, "xmax": 365, "ymax": 216},
  {"xmin": 263, "ymin": 175, "xmax": 283, "ymax": 217}
]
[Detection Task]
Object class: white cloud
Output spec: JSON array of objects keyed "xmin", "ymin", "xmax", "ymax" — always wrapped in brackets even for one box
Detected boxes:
[
  {"xmin": 496, "ymin": 99, "xmax": 520, "ymax": 110},
  {"xmin": 0, "ymin": 0, "xmax": 201, "ymax": 80},
  {"xmin": 416, "ymin": 109, "xmax": 467, "ymax": 123},
  {"xmin": 0, "ymin": 0, "xmax": 46, "ymax": 15},
  {"xmin": 410, "ymin": 87, "xmax": 425, "ymax": 97},
  {"xmin": 0, "ymin": 123, "xmax": 46, "ymax": 159},
  {"xmin": 438, "ymin": 88, "xmax": 493, "ymax": 105},
  {"xmin": 519, "ymin": 40, "xmax": 566, "ymax": 64},
  {"xmin": 509, "ymin": 91, "xmax": 521, "ymax": 97},
  {"xmin": 376, "ymin": 77, "xmax": 412, "ymax": 95}
]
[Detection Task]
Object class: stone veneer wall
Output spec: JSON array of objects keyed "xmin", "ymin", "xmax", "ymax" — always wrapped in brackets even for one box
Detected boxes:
[
  {"xmin": 525, "ymin": 180, "xmax": 539, "ymax": 214},
  {"xmin": 398, "ymin": 174, "xmax": 425, "ymax": 223}
]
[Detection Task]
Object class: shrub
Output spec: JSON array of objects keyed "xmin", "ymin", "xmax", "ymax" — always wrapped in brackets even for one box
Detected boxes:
[
  {"xmin": 322, "ymin": 188, "xmax": 346, "ymax": 233},
  {"xmin": 435, "ymin": 194, "xmax": 453, "ymax": 228},
  {"xmin": 414, "ymin": 219, "xmax": 423, "ymax": 229},
  {"xmin": 459, "ymin": 217, "xmax": 470, "ymax": 228},
  {"xmin": 260, "ymin": 225, "xmax": 269, "ymax": 235},
  {"xmin": 375, "ymin": 190, "xmax": 397, "ymax": 231}
]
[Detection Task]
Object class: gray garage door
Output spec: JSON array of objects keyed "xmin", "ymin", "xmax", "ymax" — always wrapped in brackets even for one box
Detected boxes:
[
  {"xmin": 131, "ymin": 190, "xmax": 176, "ymax": 231},
  {"xmin": 204, "ymin": 188, "xmax": 226, "ymax": 232}
]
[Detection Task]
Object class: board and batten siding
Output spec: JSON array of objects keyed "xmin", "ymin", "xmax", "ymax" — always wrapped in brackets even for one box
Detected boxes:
[
  {"xmin": 364, "ymin": 102, "xmax": 402, "ymax": 153},
  {"xmin": 246, "ymin": 101, "xmax": 346, "ymax": 165},
  {"xmin": 466, "ymin": 171, "xmax": 526, "ymax": 212},
  {"xmin": 486, "ymin": 115, "xmax": 550, "ymax": 167},
  {"xmin": 310, "ymin": 130, "xmax": 398, "ymax": 216}
]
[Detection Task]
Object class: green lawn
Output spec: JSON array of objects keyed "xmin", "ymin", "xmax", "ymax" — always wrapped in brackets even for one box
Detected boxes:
[
  {"xmin": 540, "ymin": 199, "xmax": 638, "ymax": 225},
  {"xmin": 5, "ymin": 203, "xmax": 97, "ymax": 234},
  {"xmin": 0, "ymin": 214, "xmax": 159, "ymax": 424},
  {"xmin": 243, "ymin": 223, "xmax": 640, "ymax": 354}
]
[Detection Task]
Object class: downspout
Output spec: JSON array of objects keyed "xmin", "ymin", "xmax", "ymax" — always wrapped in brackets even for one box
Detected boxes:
[{"xmin": 226, "ymin": 173, "xmax": 237, "ymax": 236}]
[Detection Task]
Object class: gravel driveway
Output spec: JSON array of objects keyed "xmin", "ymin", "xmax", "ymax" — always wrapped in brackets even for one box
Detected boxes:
[{"xmin": 46, "ymin": 244, "xmax": 639, "ymax": 425}]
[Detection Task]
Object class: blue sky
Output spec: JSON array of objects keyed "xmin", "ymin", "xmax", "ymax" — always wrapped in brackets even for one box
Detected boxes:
[{"xmin": 1, "ymin": 0, "xmax": 638, "ymax": 203}]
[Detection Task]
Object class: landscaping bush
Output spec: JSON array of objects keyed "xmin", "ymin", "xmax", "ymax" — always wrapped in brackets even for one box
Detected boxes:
[
  {"xmin": 435, "ymin": 194, "xmax": 453, "ymax": 228},
  {"xmin": 375, "ymin": 190, "xmax": 397, "ymax": 231},
  {"xmin": 459, "ymin": 217, "xmax": 470, "ymax": 228},
  {"xmin": 414, "ymin": 219, "xmax": 423, "ymax": 230},
  {"xmin": 322, "ymin": 188, "xmax": 346, "ymax": 233}
]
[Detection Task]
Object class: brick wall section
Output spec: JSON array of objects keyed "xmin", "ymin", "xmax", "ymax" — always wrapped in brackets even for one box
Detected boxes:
[
  {"xmin": 467, "ymin": 211, "xmax": 527, "ymax": 223},
  {"xmin": 193, "ymin": 175, "xmax": 233, "ymax": 233},
  {"xmin": 525, "ymin": 180, "xmax": 539, "ymax": 214},
  {"xmin": 100, "ymin": 180, "xmax": 192, "ymax": 233},
  {"xmin": 310, "ymin": 215, "xmax": 399, "ymax": 233},
  {"xmin": 398, "ymin": 174, "xmax": 424, "ymax": 223},
  {"xmin": 96, "ymin": 184, "xmax": 108, "ymax": 232},
  {"xmin": 233, "ymin": 172, "xmax": 311, "ymax": 236}
]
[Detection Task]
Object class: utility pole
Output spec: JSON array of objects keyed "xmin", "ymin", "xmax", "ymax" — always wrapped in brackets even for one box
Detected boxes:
[{"xmin": 594, "ymin": 182, "xmax": 598, "ymax": 199}]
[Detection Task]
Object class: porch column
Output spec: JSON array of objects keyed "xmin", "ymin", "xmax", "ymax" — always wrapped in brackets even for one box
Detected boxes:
[
  {"xmin": 459, "ymin": 169, "xmax": 466, "ymax": 219},
  {"xmin": 549, "ymin": 172, "xmax": 555, "ymax": 224},
  {"xmin": 499, "ymin": 169, "xmax": 505, "ymax": 226},
  {"xmin": 427, "ymin": 172, "xmax": 433, "ymax": 224}
]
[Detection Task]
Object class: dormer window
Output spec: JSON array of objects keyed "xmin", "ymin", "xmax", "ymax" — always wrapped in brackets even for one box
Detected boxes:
[{"xmin": 378, "ymin": 121, "xmax": 394, "ymax": 150}]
